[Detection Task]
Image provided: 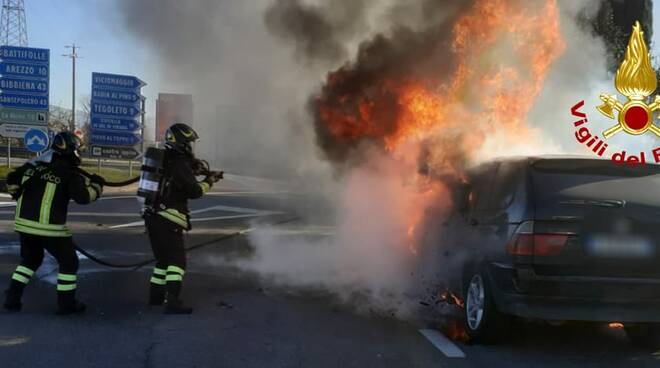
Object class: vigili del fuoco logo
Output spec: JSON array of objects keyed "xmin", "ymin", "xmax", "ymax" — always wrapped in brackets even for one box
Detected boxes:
[{"xmin": 571, "ymin": 21, "xmax": 660, "ymax": 165}]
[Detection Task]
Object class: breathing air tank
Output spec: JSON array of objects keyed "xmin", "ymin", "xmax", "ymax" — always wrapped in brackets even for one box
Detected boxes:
[{"xmin": 137, "ymin": 147, "xmax": 165, "ymax": 208}]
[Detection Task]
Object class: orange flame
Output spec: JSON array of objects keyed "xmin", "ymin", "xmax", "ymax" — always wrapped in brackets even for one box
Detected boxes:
[{"xmin": 317, "ymin": 0, "xmax": 565, "ymax": 253}]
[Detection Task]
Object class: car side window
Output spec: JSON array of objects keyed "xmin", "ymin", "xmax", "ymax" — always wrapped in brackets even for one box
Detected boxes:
[
  {"xmin": 466, "ymin": 164, "xmax": 498, "ymax": 214},
  {"xmin": 487, "ymin": 162, "xmax": 519, "ymax": 210}
]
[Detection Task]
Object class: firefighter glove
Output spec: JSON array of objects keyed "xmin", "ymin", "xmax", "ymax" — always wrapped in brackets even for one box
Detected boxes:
[{"xmin": 203, "ymin": 175, "xmax": 215, "ymax": 187}]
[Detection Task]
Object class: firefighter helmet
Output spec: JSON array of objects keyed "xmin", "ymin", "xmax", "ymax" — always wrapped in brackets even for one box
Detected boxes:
[
  {"xmin": 164, "ymin": 123, "xmax": 198, "ymax": 155},
  {"xmin": 51, "ymin": 131, "xmax": 83, "ymax": 165}
]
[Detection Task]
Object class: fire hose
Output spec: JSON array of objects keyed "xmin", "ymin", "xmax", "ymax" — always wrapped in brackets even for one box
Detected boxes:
[
  {"xmin": 75, "ymin": 167, "xmax": 141, "ymax": 187},
  {"xmin": 74, "ymin": 216, "xmax": 300, "ymax": 270},
  {"xmin": 70, "ymin": 166, "xmax": 295, "ymax": 269}
]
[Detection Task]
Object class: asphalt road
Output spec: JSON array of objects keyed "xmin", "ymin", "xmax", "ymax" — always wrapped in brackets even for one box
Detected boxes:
[{"xmin": 0, "ymin": 179, "xmax": 659, "ymax": 367}]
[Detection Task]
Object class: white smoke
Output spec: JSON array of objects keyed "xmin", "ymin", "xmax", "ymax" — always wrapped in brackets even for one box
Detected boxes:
[{"xmin": 113, "ymin": 0, "xmax": 620, "ymax": 317}]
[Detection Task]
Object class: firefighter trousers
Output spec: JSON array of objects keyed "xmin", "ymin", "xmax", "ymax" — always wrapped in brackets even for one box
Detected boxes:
[
  {"xmin": 145, "ymin": 214, "xmax": 186, "ymax": 301},
  {"xmin": 6, "ymin": 233, "xmax": 80, "ymax": 304}
]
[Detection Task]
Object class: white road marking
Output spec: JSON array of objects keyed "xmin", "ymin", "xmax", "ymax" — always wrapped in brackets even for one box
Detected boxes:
[
  {"xmin": 191, "ymin": 204, "xmax": 274, "ymax": 214},
  {"xmin": 109, "ymin": 205, "xmax": 283, "ymax": 229},
  {"xmin": 108, "ymin": 220, "xmax": 143, "ymax": 229},
  {"xmin": 419, "ymin": 329, "xmax": 465, "ymax": 358},
  {"xmin": 205, "ymin": 191, "xmax": 292, "ymax": 197},
  {"xmin": 98, "ymin": 195, "xmax": 137, "ymax": 201},
  {"xmin": 109, "ymin": 213, "xmax": 279, "ymax": 229},
  {"xmin": 191, "ymin": 212, "xmax": 283, "ymax": 223}
]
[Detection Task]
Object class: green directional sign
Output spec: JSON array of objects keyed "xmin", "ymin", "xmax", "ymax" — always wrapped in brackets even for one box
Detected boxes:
[{"xmin": 0, "ymin": 107, "xmax": 48, "ymax": 125}]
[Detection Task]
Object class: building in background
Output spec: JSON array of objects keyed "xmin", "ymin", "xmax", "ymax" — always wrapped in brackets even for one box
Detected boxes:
[{"xmin": 155, "ymin": 93, "xmax": 193, "ymax": 142}]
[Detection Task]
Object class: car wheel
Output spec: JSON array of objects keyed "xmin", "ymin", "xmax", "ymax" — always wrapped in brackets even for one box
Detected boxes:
[
  {"xmin": 625, "ymin": 324, "xmax": 660, "ymax": 348},
  {"xmin": 463, "ymin": 271, "xmax": 509, "ymax": 343}
]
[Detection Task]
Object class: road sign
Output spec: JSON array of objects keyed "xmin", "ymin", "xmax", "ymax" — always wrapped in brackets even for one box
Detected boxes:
[
  {"xmin": 92, "ymin": 87, "xmax": 141, "ymax": 106},
  {"xmin": 0, "ymin": 46, "xmax": 49, "ymax": 121},
  {"xmin": 0, "ymin": 77, "xmax": 48, "ymax": 94},
  {"xmin": 0, "ymin": 61, "xmax": 48, "ymax": 80},
  {"xmin": 0, "ymin": 93, "xmax": 48, "ymax": 109},
  {"xmin": 92, "ymin": 72, "xmax": 145, "ymax": 91},
  {"xmin": 91, "ymin": 101, "xmax": 141, "ymax": 119},
  {"xmin": 0, "ymin": 46, "xmax": 49, "ymax": 65},
  {"xmin": 0, "ymin": 107, "xmax": 47, "ymax": 125},
  {"xmin": 24, "ymin": 128, "xmax": 48, "ymax": 152},
  {"xmin": 90, "ymin": 145, "xmax": 141, "ymax": 160},
  {"xmin": 90, "ymin": 72, "xmax": 144, "ymax": 157},
  {"xmin": 90, "ymin": 131, "xmax": 142, "ymax": 146},
  {"xmin": 91, "ymin": 116, "xmax": 141, "ymax": 132},
  {"xmin": 0, "ymin": 123, "xmax": 46, "ymax": 138}
]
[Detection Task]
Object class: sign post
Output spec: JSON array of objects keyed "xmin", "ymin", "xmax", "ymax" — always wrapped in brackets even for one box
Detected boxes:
[
  {"xmin": 0, "ymin": 46, "xmax": 50, "ymax": 165},
  {"xmin": 89, "ymin": 72, "xmax": 145, "ymax": 163}
]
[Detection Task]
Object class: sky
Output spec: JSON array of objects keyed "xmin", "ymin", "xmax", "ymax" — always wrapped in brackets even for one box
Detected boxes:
[
  {"xmin": 17, "ymin": 0, "xmax": 660, "ymax": 129},
  {"xmin": 25, "ymin": 0, "xmax": 160, "ymax": 120}
]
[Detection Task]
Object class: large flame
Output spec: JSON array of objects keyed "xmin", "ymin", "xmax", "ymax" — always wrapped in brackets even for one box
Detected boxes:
[
  {"xmin": 315, "ymin": 0, "xmax": 565, "ymax": 252},
  {"xmin": 615, "ymin": 21, "xmax": 656, "ymax": 99}
]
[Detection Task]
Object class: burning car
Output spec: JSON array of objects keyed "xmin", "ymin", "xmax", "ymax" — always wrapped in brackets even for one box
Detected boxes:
[{"xmin": 437, "ymin": 156, "xmax": 660, "ymax": 345}]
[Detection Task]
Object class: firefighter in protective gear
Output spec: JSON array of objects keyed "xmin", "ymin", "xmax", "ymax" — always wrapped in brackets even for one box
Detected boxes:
[
  {"xmin": 2, "ymin": 132, "xmax": 103, "ymax": 315},
  {"xmin": 146, "ymin": 123, "xmax": 220, "ymax": 314}
]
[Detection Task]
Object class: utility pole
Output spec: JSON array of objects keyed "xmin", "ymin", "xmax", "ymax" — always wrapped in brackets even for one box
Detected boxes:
[{"xmin": 63, "ymin": 44, "xmax": 80, "ymax": 132}]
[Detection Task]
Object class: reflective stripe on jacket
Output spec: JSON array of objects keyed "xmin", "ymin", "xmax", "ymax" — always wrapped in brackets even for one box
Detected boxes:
[{"xmin": 8, "ymin": 159, "xmax": 98, "ymax": 237}]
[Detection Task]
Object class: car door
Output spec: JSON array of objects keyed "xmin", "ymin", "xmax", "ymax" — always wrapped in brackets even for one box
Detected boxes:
[
  {"xmin": 433, "ymin": 163, "xmax": 498, "ymax": 287},
  {"xmin": 476, "ymin": 161, "xmax": 526, "ymax": 259}
]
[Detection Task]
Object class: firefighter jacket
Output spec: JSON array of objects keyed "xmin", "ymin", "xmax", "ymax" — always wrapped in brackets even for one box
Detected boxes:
[
  {"xmin": 7, "ymin": 158, "xmax": 100, "ymax": 237},
  {"xmin": 157, "ymin": 149, "xmax": 210, "ymax": 229}
]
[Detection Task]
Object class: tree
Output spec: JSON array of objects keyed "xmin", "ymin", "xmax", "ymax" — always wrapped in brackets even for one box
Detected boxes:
[
  {"xmin": 590, "ymin": 0, "xmax": 653, "ymax": 74},
  {"xmin": 48, "ymin": 106, "xmax": 72, "ymax": 133}
]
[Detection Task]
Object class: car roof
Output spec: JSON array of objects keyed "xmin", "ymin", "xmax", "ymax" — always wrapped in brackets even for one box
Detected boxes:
[
  {"xmin": 468, "ymin": 154, "xmax": 660, "ymax": 174},
  {"xmin": 466, "ymin": 154, "xmax": 642, "ymax": 173},
  {"xmin": 491, "ymin": 154, "xmax": 607, "ymax": 163}
]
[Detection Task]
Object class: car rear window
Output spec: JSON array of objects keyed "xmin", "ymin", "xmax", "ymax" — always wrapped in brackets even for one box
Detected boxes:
[
  {"xmin": 531, "ymin": 159, "xmax": 660, "ymax": 202},
  {"xmin": 532, "ymin": 159, "xmax": 660, "ymax": 177}
]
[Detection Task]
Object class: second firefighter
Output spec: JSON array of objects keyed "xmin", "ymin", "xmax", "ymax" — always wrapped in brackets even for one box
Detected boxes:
[{"xmin": 144, "ymin": 123, "xmax": 221, "ymax": 314}]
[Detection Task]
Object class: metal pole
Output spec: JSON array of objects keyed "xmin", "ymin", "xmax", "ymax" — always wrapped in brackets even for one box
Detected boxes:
[
  {"xmin": 72, "ymin": 49, "xmax": 75, "ymax": 130},
  {"xmin": 97, "ymin": 158, "xmax": 101, "ymax": 174},
  {"xmin": 6, "ymin": 139, "xmax": 10, "ymax": 168},
  {"xmin": 63, "ymin": 44, "xmax": 80, "ymax": 132},
  {"xmin": 140, "ymin": 97, "xmax": 146, "ymax": 154},
  {"xmin": 128, "ymin": 159, "xmax": 132, "ymax": 177}
]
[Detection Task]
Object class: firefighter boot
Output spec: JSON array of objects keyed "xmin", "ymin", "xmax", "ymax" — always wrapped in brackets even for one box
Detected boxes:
[
  {"xmin": 3, "ymin": 281, "xmax": 24, "ymax": 312},
  {"xmin": 149, "ymin": 284, "xmax": 165, "ymax": 306},
  {"xmin": 164, "ymin": 293, "xmax": 193, "ymax": 314},
  {"xmin": 56, "ymin": 291, "xmax": 86, "ymax": 315}
]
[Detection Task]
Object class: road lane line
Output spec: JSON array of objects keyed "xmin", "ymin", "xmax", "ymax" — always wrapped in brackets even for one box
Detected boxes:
[
  {"xmin": 205, "ymin": 191, "xmax": 292, "ymax": 197},
  {"xmin": 191, "ymin": 212, "xmax": 283, "ymax": 223},
  {"xmin": 419, "ymin": 329, "xmax": 465, "ymax": 358},
  {"xmin": 98, "ymin": 195, "xmax": 137, "ymax": 201},
  {"xmin": 109, "ymin": 209, "xmax": 283, "ymax": 229}
]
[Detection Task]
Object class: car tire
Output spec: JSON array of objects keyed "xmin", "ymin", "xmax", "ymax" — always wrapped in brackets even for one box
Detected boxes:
[
  {"xmin": 463, "ymin": 271, "xmax": 509, "ymax": 344},
  {"xmin": 625, "ymin": 324, "xmax": 660, "ymax": 348}
]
